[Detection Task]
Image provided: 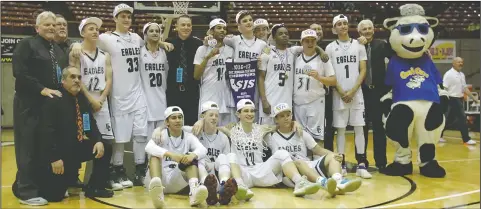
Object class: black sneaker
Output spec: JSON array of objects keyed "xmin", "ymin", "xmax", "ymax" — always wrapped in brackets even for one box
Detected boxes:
[
  {"xmin": 133, "ymin": 163, "xmax": 147, "ymax": 186},
  {"xmin": 84, "ymin": 186, "xmax": 114, "ymax": 198},
  {"xmin": 115, "ymin": 165, "xmax": 133, "ymax": 188}
]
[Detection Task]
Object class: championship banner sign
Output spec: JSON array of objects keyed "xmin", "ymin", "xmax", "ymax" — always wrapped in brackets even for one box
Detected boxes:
[
  {"xmin": 1, "ymin": 37, "xmax": 23, "ymax": 63},
  {"xmin": 429, "ymin": 40, "xmax": 456, "ymax": 63},
  {"xmin": 225, "ymin": 59, "xmax": 258, "ymax": 105}
]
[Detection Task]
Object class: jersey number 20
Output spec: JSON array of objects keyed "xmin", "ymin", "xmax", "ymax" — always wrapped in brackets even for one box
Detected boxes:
[{"xmin": 149, "ymin": 73, "xmax": 162, "ymax": 87}]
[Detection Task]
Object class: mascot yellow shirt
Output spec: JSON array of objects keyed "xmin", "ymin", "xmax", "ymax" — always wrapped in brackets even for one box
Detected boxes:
[{"xmin": 385, "ymin": 53, "xmax": 442, "ymax": 103}]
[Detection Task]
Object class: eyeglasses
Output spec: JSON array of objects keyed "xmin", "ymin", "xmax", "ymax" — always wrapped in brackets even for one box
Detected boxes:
[{"xmin": 394, "ymin": 23, "xmax": 430, "ymax": 35}]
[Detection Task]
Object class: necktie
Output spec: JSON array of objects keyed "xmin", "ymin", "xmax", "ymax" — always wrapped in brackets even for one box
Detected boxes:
[
  {"xmin": 49, "ymin": 43, "xmax": 59, "ymax": 85},
  {"xmin": 365, "ymin": 43, "xmax": 372, "ymax": 86},
  {"xmin": 75, "ymin": 98, "xmax": 83, "ymax": 142}
]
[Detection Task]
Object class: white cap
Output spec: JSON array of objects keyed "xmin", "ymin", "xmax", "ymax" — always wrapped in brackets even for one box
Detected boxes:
[
  {"xmin": 272, "ymin": 103, "xmax": 292, "ymax": 117},
  {"xmin": 254, "ymin": 18, "xmax": 269, "ymax": 29},
  {"xmin": 209, "ymin": 18, "xmax": 227, "ymax": 30},
  {"xmin": 300, "ymin": 29, "xmax": 318, "ymax": 41},
  {"xmin": 143, "ymin": 22, "xmax": 162, "ymax": 35},
  {"xmin": 201, "ymin": 101, "xmax": 220, "ymax": 113},
  {"xmin": 235, "ymin": 10, "xmax": 249, "ymax": 24},
  {"xmin": 113, "ymin": 3, "xmax": 133, "ymax": 18},
  {"xmin": 164, "ymin": 106, "xmax": 184, "ymax": 119},
  {"xmin": 236, "ymin": 99, "xmax": 255, "ymax": 111},
  {"xmin": 332, "ymin": 14, "xmax": 349, "ymax": 34},
  {"xmin": 78, "ymin": 17, "xmax": 102, "ymax": 33}
]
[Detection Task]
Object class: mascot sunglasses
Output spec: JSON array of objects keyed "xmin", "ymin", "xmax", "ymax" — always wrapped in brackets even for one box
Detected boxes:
[{"xmin": 394, "ymin": 23, "xmax": 429, "ymax": 35}]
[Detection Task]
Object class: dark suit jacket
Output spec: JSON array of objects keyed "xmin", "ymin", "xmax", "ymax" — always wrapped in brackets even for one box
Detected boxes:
[
  {"xmin": 38, "ymin": 88, "xmax": 101, "ymax": 164},
  {"xmin": 365, "ymin": 39, "xmax": 394, "ymax": 95}
]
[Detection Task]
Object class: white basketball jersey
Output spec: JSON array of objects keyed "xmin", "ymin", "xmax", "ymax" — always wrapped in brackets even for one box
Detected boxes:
[
  {"xmin": 194, "ymin": 45, "xmax": 235, "ymax": 113},
  {"xmin": 293, "ymin": 53, "xmax": 331, "ymax": 105},
  {"xmin": 98, "ymin": 32, "xmax": 145, "ymax": 115},
  {"xmin": 198, "ymin": 130, "xmax": 230, "ymax": 163},
  {"xmin": 326, "ymin": 39, "xmax": 367, "ymax": 110},
  {"xmin": 267, "ymin": 130, "xmax": 318, "ymax": 160},
  {"xmin": 139, "ymin": 46, "xmax": 168, "ymax": 121},
  {"xmin": 80, "ymin": 48, "xmax": 107, "ymax": 93},
  {"xmin": 259, "ymin": 47, "xmax": 296, "ymax": 117},
  {"xmin": 229, "ymin": 124, "xmax": 265, "ymax": 167},
  {"xmin": 160, "ymin": 129, "xmax": 199, "ymax": 166}
]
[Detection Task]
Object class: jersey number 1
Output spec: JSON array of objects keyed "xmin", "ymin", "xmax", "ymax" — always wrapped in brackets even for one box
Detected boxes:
[
  {"xmin": 345, "ymin": 65, "xmax": 349, "ymax": 78},
  {"xmin": 126, "ymin": 58, "xmax": 139, "ymax": 72},
  {"xmin": 216, "ymin": 68, "xmax": 224, "ymax": 81}
]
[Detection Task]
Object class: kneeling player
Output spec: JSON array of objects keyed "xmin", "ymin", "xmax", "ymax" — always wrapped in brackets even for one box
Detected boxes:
[
  {"xmin": 268, "ymin": 103, "xmax": 362, "ymax": 196},
  {"xmin": 144, "ymin": 107, "xmax": 208, "ymax": 208}
]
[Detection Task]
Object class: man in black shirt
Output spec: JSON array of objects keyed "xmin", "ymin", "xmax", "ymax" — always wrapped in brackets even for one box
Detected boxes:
[
  {"xmin": 12, "ymin": 11, "xmax": 67, "ymax": 206},
  {"xmin": 54, "ymin": 14, "xmax": 73, "ymax": 55},
  {"xmin": 37, "ymin": 66, "xmax": 113, "ymax": 201},
  {"xmin": 165, "ymin": 15, "xmax": 203, "ymax": 125},
  {"xmin": 356, "ymin": 20, "xmax": 393, "ymax": 170}
]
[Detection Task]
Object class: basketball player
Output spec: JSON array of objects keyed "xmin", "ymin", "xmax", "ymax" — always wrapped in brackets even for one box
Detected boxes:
[
  {"xmin": 70, "ymin": 4, "xmax": 173, "ymax": 188},
  {"xmin": 253, "ymin": 18, "xmax": 270, "ymax": 43},
  {"xmin": 144, "ymin": 106, "xmax": 208, "ymax": 208},
  {"xmin": 194, "ymin": 18, "xmax": 235, "ymax": 126},
  {"xmin": 325, "ymin": 14, "xmax": 371, "ymax": 178},
  {"xmin": 138, "ymin": 22, "xmax": 169, "ymax": 186},
  {"xmin": 196, "ymin": 99, "xmax": 323, "ymax": 200},
  {"xmin": 258, "ymin": 25, "xmax": 330, "ymax": 125},
  {"xmin": 293, "ymin": 29, "xmax": 337, "ymax": 142},
  {"xmin": 68, "ymin": 17, "xmax": 123, "ymax": 191},
  {"xmin": 268, "ymin": 103, "xmax": 362, "ymax": 196}
]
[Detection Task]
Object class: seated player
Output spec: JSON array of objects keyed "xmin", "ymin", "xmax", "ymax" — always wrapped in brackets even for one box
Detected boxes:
[
  {"xmin": 268, "ymin": 103, "xmax": 363, "ymax": 196},
  {"xmin": 194, "ymin": 99, "xmax": 322, "ymax": 200},
  {"xmin": 144, "ymin": 106, "xmax": 208, "ymax": 208}
]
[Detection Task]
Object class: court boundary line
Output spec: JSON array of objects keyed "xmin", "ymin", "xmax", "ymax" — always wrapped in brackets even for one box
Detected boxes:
[
  {"xmin": 443, "ymin": 201, "xmax": 480, "ymax": 209},
  {"xmin": 89, "ymin": 176, "xmax": 416, "ymax": 209},
  {"xmin": 377, "ymin": 189, "xmax": 480, "ymax": 208},
  {"xmin": 362, "ymin": 176, "xmax": 416, "ymax": 209}
]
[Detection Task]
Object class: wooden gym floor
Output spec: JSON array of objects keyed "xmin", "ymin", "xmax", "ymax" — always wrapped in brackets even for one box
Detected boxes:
[{"xmin": 1, "ymin": 129, "xmax": 480, "ymax": 208}]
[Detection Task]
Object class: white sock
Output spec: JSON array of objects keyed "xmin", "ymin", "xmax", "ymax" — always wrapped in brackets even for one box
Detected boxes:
[
  {"xmin": 189, "ymin": 178, "xmax": 199, "ymax": 191},
  {"xmin": 336, "ymin": 128, "xmax": 346, "ymax": 154},
  {"xmin": 198, "ymin": 165, "xmax": 209, "ymax": 184},
  {"xmin": 218, "ymin": 164, "xmax": 231, "ymax": 182},
  {"xmin": 354, "ymin": 126, "xmax": 365, "ymax": 154},
  {"xmin": 292, "ymin": 174, "xmax": 303, "ymax": 185},
  {"xmin": 113, "ymin": 143, "xmax": 125, "ymax": 166},
  {"xmin": 133, "ymin": 136, "xmax": 147, "ymax": 165}
]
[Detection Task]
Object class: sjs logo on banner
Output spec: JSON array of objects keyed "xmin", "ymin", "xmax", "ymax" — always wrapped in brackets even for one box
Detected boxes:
[{"xmin": 225, "ymin": 59, "xmax": 258, "ymax": 105}]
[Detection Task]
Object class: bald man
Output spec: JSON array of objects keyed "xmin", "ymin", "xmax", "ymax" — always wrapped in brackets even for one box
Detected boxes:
[{"xmin": 442, "ymin": 57, "xmax": 479, "ymax": 145}]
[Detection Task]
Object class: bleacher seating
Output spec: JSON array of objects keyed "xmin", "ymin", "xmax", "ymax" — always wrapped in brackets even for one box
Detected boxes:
[{"xmin": 1, "ymin": 2, "xmax": 43, "ymax": 28}]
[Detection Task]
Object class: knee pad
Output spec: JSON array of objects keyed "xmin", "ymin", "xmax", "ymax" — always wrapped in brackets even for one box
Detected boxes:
[
  {"xmin": 419, "ymin": 144, "xmax": 435, "ymax": 163},
  {"xmin": 425, "ymin": 103, "xmax": 444, "ymax": 131},
  {"xmin": 385, "ymin": 104, "xmax": 413, "ymax": 148},
  {"xmin": 227, "ymin": 153, "xmax": 238, "ymax": 164}
]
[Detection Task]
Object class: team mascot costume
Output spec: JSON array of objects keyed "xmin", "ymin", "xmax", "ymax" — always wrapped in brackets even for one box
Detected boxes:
[{"xmin": 380, "ymin": 4, "xmax": 446, "ymax": 178}]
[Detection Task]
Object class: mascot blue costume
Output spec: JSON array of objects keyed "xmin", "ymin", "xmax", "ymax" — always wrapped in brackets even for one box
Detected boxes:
[{"xmin": 380, "ymin": 4, "xmax": 446, "ymax": 178}]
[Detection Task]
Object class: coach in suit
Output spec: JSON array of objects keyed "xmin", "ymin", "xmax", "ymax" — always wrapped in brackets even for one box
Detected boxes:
[
  {"xmin": 357, "ymin": 20, "xmax": 393, "ymax": 170},
  {"xmin": 165, "ymin": 15, "xmax": 203, "ymax": 125},
  {"xmin": 37, "ymin": 66, "xmax": 113, "ymax": 201},
  {"xmin": 11, "ymin": 11, "xmax": 67, "ymax": 205}
]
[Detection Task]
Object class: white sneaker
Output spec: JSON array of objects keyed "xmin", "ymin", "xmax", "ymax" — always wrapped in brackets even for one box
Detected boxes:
[
  {"xmin": 245, "ymin": 189, "xmax": 255, "ymax": 201},
  {"xmin": 439, "ymin": 138, "xmax": 446, "ymax": 143},
  {"xmin": 19, "ymin": 197, "xmax": 48, "ymax": 206},
  {"xmin": 149, "ymin": 177, "xmax": 165, "ymax": 209},
  {"xmin": 356, "ymin": 165, "xmax": 372, "ymax": 179},
  {"xmin": 316, "ymin": 177, "xmax": 337, "ymax": 197},
  {"xmin": 235, "ymin": 183, "xmax": 248, "ymax": 200},
  {"xmin": 293, "ymin": 176, "xmax": 322, "ymax": 197},
  {"xmin": 336, "ymin": 178, "xmax": 362, "ymax": 195},
  {"xmin": 109, "ymin": 181, "xmax": 124, "ymax": 191},
  {"xmin": 465, "ymin": 139, "xmax": 477, "ymax": 145},
  {"xmin": 189, "ymin": 183, "xmax": 208, "ymax": 206}
]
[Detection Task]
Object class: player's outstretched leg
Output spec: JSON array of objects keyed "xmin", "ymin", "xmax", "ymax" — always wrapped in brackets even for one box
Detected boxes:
[{"xmin": 148, "ymin": 156, "xmax": 165, "ymax": 209}]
